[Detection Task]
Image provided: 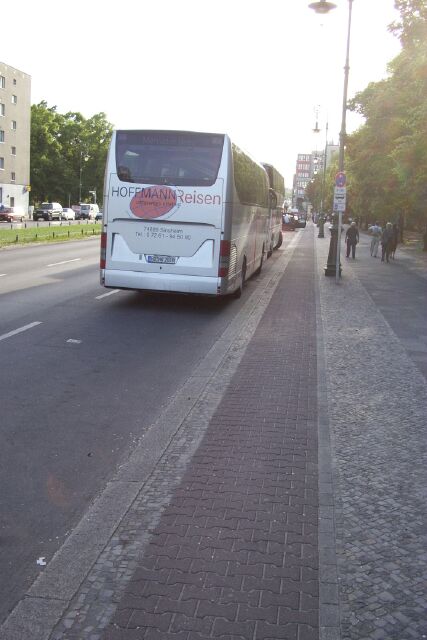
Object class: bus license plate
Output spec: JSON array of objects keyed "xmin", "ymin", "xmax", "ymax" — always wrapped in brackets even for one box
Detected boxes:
[{"xmin": 147, "ymin": 255, "xmax": 177, "ymax": 264}]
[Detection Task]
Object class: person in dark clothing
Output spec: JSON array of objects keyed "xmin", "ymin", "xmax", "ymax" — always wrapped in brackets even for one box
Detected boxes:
[
  {"xmin": 345, "ymin": 222, "xmax": 359, "ymax": 259},
  {"xmin": 381, "ymin": 222, "xmax": 394, "ymax": 262}
]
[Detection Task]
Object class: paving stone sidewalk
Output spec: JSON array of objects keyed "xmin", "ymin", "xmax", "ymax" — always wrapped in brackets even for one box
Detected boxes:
[{"xmin": 316, "ymin": 227, "xmax": 427, "ymax": 640}]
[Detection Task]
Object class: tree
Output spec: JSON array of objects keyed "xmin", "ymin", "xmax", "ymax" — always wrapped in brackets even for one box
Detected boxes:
[
  {"xmin": 304, "ymin": 155, "xmax": 338, "ymax": 216},
  {"xmin": 30, "ymin": 102, "xmax": 113, "ymax": 206},
  {"xmin": 346, "ymin": 0, "xmax": 427, "ymax": 231}
]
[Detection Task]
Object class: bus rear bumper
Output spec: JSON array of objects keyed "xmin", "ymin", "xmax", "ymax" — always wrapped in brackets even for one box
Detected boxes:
[{"xmin": 103, "ymin": 269, "xmax": 223, "ymax": 296}]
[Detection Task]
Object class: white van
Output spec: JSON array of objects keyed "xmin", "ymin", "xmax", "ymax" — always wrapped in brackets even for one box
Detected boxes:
[{"xmin": 78, "ymin": 203, "xmax": 99, "ymax": 220}]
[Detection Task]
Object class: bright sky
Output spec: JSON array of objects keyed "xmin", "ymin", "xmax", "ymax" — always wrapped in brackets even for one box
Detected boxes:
[{"xmin": 3, "ymin": 0, "xmax": 401, "ymax": 187}]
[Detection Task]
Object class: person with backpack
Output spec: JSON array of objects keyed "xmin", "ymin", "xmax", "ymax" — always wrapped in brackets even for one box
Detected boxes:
[{"xmin": 368, "ymin": 222, "xmax": 382, "ymax": 257}]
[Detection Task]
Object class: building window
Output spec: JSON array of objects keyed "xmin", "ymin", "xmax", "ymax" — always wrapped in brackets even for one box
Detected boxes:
[
  {"xmin": 0, "ymin": 157, "xmax": 4, "ymax": 169},
  {"xmin": 11, "ymin": 172, "xmax": 16, "ymax": 182},
  {"xmin": 0, "ymin": 130, "xmax": 4, "ymax": 143},
  {"xmin": 0, "ymin": 103, "xmax": 4, "ymax": 116},
  {"xmin": 11, "ymin": 95, "xmax": 17, "ymax": 104},
  {"xmin": 11, "ymin": 120, "xmax": 17, "ymax": 130},
  {"xmin": 13, "ymin": 79, "xmax": 17, "ymax": 85},
  {"xmin": 11, "ymin": 146, "xmax": 16, "ymax": 155},
  {"xmin": 10, "ymin": 197, "xmax": 14, "ymax": 207},
  {"xmin": 0, "ymin": 76, "xmax": 5, "ymax": 89}
]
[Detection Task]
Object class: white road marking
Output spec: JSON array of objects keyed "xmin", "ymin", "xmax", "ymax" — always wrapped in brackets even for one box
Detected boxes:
[
  {"xmin": 0, "ymin": 274, "xmax": 7, "ymax": 277},
  {"xmin": 96, "ymin": 289, "xmax": 120, "ymax": 300},
  {"xmin": 0, "ymin": 321, "xmax": 42, "ymax": 342},
  {"xmin": 67, "ymin": 339, "xmax": 82, "ymax": 344},
  {"xmin": 47, "ymin": 258, "xmax": 81, "ymax": 267}
]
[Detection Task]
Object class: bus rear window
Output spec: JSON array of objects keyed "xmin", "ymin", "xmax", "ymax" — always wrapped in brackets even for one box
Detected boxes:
[{"xmin": 115, "ymin": 131, "xmax": 224, "ymax": 186}]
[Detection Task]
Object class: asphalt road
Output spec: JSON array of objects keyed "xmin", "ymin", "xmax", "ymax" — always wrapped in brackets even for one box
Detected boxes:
[{"xmin": 0, "ymin": 237, "xmax": 261, "ymax": 623}]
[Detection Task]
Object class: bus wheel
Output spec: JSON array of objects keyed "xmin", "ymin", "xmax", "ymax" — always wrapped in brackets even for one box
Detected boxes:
[
  {"xmin": 234, "ymin": 258, "xmax": 246, "ymax": 299},
  {"xmin": 275, "ymin": 232, "xmax": 283, "ymax": 249}
]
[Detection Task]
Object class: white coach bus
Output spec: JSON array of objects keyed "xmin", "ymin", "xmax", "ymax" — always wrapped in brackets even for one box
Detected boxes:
[
  {"xmin": 100, "ymin": 130, "xmax": 270, "ymax": 297},
  {"xmin": 261, "ymin": 163, "xmax": 285, "ymax": 256}
]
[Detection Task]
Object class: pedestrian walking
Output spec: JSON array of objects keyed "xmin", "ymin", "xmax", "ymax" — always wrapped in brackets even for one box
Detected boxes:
[
  {"xmin": 368, "ymin": 221, "xmax": 382, "ymax": 257},
  {"xmin": 345, "ymin": 221, "xmax": 359, "ymax": 259},
  {"xmin": 381, "ymin": 222, "xmax": 394, "ymax": 262},
  {"xmin": 390, "ymin": 223, "xmax": 399, "ymax": 259}
]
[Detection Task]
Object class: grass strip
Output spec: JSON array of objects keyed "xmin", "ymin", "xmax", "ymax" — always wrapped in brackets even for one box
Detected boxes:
[{"xmin": 0, "ymin": 224, "xmax": 101, "ymax": 247}]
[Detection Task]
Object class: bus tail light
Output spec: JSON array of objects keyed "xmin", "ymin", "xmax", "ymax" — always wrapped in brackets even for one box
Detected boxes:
[
  {"xmin": 218, "ymin": 240, "xmax": 231, "ymax": 277},
  {"xmin": 100, "ymin": 232, "xmax": 107, "ymax": 269}
]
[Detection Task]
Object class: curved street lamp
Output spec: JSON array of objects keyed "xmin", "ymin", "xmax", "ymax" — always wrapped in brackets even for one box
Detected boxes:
[{"xmin": 309, "ymin": 0, "xmax": 354, "ymax": 281}]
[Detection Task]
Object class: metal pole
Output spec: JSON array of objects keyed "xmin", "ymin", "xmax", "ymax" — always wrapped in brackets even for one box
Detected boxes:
[
  {"xmin": 320, "ymin": 121, "xmax": 328, "ymax": 218},
  {"xmin": 336, "ymin": 0, "xmax": 353, "ymax": 282},
  {"xmin": 79, "ymin": 151, "xmax": 82, "ymax": 203}
]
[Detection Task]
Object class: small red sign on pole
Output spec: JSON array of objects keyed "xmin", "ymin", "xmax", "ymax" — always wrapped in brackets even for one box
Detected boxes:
[{"xmin": 335, "ymin": 172, "xmax": 346, "ymax": 188}]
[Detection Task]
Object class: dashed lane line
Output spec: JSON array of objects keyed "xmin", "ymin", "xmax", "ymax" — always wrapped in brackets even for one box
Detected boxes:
[
  {"xmin": 95, "ymin": 289, "xmax": 120, "ymax": 300},
  {"xmin": 0, "ymin": 321, "xmax": 42, "ymax": 342},
  {"xmin": 47, "ymin": 258, "xmax": 81, "ymax": 267}
]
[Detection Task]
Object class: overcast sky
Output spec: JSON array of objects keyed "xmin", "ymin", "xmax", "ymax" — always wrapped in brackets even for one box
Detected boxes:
[{"xmin": 2, "ymin": 0, "xmax": 401, "ymax": 187}]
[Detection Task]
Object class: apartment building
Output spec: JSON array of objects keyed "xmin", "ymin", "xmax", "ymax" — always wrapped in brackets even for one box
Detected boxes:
[
  {"xmin": 292, "ymin": 145, "xmax": 339, "ymax": 208},
  {"xmin": 292, "ymin": 153, "xmax": 312, "ymax": 208},
  {"xmin": 0, "ymin": 62, "xmax": 31, "ymax": 215}
]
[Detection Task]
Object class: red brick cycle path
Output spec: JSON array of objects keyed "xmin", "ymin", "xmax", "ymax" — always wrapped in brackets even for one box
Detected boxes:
[{"xmin": 104, "ymin": 230, "xmax": 319, "ymax": 640}]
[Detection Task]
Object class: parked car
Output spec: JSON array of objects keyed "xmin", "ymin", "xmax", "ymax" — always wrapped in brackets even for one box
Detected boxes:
[
  {"xmin": 0, "ymin": 206, "xmax": 25, "ymax": 222},
  {"xmin": 95, "ymin": 210, "xmax": 103, "ymax": 222},
  {"xmin": 295, "ymin": 215, "xmax": 307, "ymax": 228},
  {"xmin": 33, "ymin": 202, "xmax": 63, "ymax": 221},
  {"xmin": 77, "ymin": 203, "xmax": 99, "ymax": 220},
  {"xmin": 61, "ymin": 207, "xmax": 76, "ymax": 220}
]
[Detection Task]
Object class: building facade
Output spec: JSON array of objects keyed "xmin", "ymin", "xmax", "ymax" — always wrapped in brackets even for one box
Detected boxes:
[
  {"xmin": 292, "ymin": 145, "xmax": 339, "ymax": 209},
  {"xmin": 292, "ymin": 153, "xmax": 312, "ymax": 209},
  {"xmin": 0, "ymin": 62, "xmax": 31, "ymax": 215}
]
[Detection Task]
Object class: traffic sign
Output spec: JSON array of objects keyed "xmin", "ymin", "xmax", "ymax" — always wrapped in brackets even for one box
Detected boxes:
[
  {"xmin": 334, "ymin": 201, "xmax": 346, "ymax": 212},
  {"xmin": 335, "ymin": 172, "xmax": 346, "ymax": 188},
  {"xmin": 333, "ymin": 185, "xmax": 346, "ymax": 212},
  {"xmin": 334, "ymin": 186, "xmax": 346, "ymax": 198}
]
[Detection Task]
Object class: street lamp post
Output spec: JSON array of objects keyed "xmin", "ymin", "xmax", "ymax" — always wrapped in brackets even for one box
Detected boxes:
[
  {"xmin": 314, "ymin": 119, "xmax": 329, "ymax": 238},
  {"xmin": 79, "ymin": 151, "xmax": 89, "ymax": 203},
  {"xmin": 79, "ymin": 152, "xmax": 83, "ymax": 203},
  {"xmin": 309, "ymin": 0, "xmax": 354, "ymax": 280},
  {"xmin": 318, "ymin": 121, "xmax": 329, "ymax": 238}
]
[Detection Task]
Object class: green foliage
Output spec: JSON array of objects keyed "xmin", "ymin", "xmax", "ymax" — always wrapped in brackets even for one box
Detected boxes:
[
  {"xmin": 304, "ymin": 156, "xmax": 338, "ymax": 215},
  {"xmin": 30, "ymin": 102, "xmax": 113, "ymax": 206},
  {"xmin": 346, "ymin": 0, "xmax": 427, "ymax": 230},
  {"xmin": 389, "ymin": 0, "xmax": 427, "ymax": 45}
]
